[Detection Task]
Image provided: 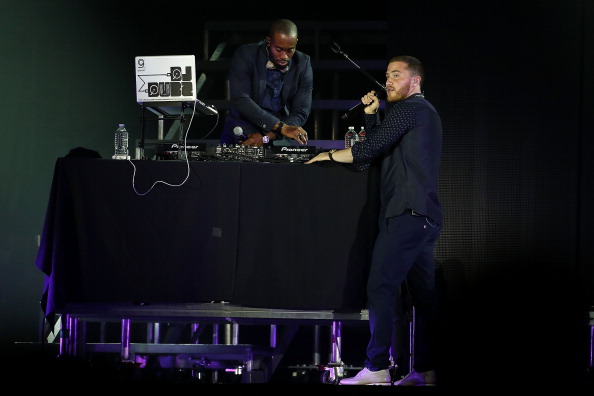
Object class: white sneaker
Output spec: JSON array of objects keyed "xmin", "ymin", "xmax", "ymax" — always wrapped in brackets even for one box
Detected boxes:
[
  {"xmin": 338, "ymin": 367, "xmax": 391, "ymax": 385},
  {"xmin": 393, "ymin": 370, "xmax": 437, "ymax": 386}
]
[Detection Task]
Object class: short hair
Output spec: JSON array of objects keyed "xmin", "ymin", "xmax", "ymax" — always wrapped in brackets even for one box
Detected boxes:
[
  {"xmin": 269, "ymin": 19, "xmax": 298, "ymax": 38},
  {"xmin": 389, "ymin": 55, "xmax": 425, "ymax": 84}
]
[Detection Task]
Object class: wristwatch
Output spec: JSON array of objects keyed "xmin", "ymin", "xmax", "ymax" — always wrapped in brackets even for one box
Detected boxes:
[
  {"xmin": 274, "ymin": 121, "xmax": 286, "ymax": 132},
  {"xmin": 273, "ymin": 121, "xmax": 286, "ymax": 139},
  {"xmin": 328, "ymin": 149, "xmax": 337, "ymax": 162}
]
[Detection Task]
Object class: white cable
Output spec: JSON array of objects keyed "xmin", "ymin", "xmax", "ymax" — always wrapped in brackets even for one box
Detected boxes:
[{"xmin": 127, "ymin": 100, "xmax": 218, "ymax": 196}]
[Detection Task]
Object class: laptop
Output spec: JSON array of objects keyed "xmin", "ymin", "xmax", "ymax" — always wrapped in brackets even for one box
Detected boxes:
[
  {"xmin": 135, "ymin": 55, "xmax": 197, "ymax": 103},
  {"xmin": 134, "ymin": 55, "xmax": 217, "ymax": 117}
]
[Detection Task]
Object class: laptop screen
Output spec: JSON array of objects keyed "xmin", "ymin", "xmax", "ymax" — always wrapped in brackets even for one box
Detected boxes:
[{"xmin": 135, "ymin": 55, "xmax": 197, "ymax": 103}]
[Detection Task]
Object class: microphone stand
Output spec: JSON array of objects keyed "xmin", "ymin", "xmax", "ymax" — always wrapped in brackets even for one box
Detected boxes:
[{"xmin": 331, "ymin": 42, "xmax": 387, "ymax": 119}]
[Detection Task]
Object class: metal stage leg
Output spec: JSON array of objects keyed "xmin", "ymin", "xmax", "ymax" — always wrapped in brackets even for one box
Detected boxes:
[
  {"xmin": 313, "ymin": 325, "xmax": 321, "ymax": 366},
  {"xmin": 331, "ymin": 321, "xmax": 342, "ymax": 366},
  {"xmin": 270, "ymin": 324, "xmax": 277, "ymax": 348},
  {"xmin": 211, "ymin": 323, "xmax": 219, "ymax": 383},
  {"xmin": 64, "ymin": 315, "xmax": 78, "ymax": 357},
  {"xmin": 59, "ymin": 314, "xmax": 69, "ymax": 356},
  {"xmin": 191, "ymin": 323, "xmax": 200, "ymax": 343},
  {"xmin": 59, "ymin": 314, "xmax": 87, "ymax": 358},
  {"xmin": 121, "ymin": 318, "xmax": 131, "ymax": 362},
  {"xmin": 323, "ymin": 321, "xmax": 344, "ymax": 384},
  {"xmin": 231, "ymin": 322, "xmax": 238, "ymax": 345},
  {"xmin": 146, "ymin": 322, "xmax": 161, "ymax": 344}
]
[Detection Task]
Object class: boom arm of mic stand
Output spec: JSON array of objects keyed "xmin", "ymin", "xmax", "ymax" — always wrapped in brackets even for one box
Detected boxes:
[{"xmin": 331, "ymin": 42, "xmax": 386, "ymax": 93}]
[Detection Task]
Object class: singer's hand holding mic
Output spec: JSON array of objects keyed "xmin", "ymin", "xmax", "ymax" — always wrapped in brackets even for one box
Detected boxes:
[
  {"xmin": 362, "ymin": 90, "xmax": 380, "ymax": 114},
  {"xmin": 341, "ymin": 90, "xmax": 382, "ymax": 120}
]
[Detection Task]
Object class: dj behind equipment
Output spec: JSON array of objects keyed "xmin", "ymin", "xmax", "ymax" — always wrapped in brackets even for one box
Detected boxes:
[{"xmin": 153, "ymin": 42, "xmax": 379, "ymax": 164}]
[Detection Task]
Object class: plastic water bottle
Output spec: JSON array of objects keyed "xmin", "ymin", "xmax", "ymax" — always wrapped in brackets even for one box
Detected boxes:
[
  {"xmin": 112, "ymin": 123, "xmax": 129, "ymax": 160},
  {"xmin": 358, "ymin": 126, "xmax": 366, "ymax": 142},
  {"xmin": 345, "ymin": 126, "xmax": 358, "ymax": 148}
]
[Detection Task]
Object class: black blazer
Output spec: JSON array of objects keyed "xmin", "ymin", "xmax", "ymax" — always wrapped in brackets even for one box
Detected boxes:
[{"xmin": 220, "ymin": 41, "xmax": 313, "ymax": 145}]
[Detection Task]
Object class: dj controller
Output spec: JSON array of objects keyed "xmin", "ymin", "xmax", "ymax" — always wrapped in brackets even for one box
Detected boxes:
[{"xmin": 155, "ymin": 141, "xmax": 321, "ymax": 163}]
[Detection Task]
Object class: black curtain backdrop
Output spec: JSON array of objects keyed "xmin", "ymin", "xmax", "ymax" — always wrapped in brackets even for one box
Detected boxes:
[{"xmin": 386, "ymin": 0, "xmax": 594, "ymax": 386}]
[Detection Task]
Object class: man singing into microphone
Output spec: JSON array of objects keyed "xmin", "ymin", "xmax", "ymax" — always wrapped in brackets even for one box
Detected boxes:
[
  {"xmin": 219, "ymin": 19, "xmax": 311, "ymax": 147},
  {"xmin": 306, "ymin": 55, "xmax": 443, "ymax": 386}
]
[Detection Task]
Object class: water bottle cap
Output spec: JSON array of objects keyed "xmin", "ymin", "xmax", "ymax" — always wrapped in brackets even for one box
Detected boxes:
[{"xmin": 119, "ymin": 123, "xmax": 125, "ymax": 127}]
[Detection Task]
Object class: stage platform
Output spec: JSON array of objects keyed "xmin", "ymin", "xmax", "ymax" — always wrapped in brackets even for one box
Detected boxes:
[
  {"xmin": 47, "ymin": 302, "xmax": 369, "ymax": 384},
  {"xmin": 58, "ymin": 301, "xmax": 369, "ymax": 322}
]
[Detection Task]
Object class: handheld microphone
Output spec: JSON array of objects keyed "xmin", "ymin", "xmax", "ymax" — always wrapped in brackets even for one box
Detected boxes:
[
  {"xmin": 341, "ymin": 102, "xmax": 367, "ymax": 120},
  {"xmin": 233, "ymin": 126, "xmax": 248, "ymax": 142},
  {"xmin": 341, "ymin": 91, "xmax": 384, "ymax": 120}
]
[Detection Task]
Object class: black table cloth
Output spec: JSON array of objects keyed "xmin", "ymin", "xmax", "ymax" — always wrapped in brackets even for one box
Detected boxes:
[{"xmin": 36, "ymin": 157, "xmax": 379, "ymax": 320}]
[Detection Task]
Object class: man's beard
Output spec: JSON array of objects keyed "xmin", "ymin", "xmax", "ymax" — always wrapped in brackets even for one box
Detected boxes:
[{"xmin": 387, "ymin": 82, "xmax": 412, "ymax": 102}]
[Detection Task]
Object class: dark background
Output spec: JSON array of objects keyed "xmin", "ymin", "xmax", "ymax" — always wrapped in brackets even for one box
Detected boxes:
[{"xmin": 1, "ymin": 0, "xmax": 593, "ymax": 385}]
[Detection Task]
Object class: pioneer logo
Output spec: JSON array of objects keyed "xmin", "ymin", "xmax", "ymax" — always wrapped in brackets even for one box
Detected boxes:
[
  {"xmin": 280, "ymin": 146, "xmax": 310, "ymax": 153},
  {"xmin": 171, "ymin": 143, "xmax": 201, "ymax": 150}
]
